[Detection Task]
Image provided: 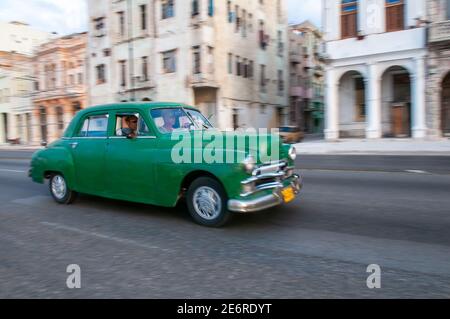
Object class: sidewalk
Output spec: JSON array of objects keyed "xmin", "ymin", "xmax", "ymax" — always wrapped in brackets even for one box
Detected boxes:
[
  {"xmin": 293, "ymin": 138, "xmax": 450, "ymax": 156},
  {"xmin": 0, "ymin": 144, "xmax": 43, "ymax": 151}
]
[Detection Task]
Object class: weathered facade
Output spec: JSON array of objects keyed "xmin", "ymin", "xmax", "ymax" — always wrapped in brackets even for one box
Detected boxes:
[
  {"xmin": 0, "ymin": 21, "xmax": 52, "ymax": 145},
  {"xmin": 323, "ymin": 0, "xmax": 428, "ymax": 140},
  {"xmin": 87, "ymin": 0, "xmax": 289, "ymax": 130},
  {"xmin": 427, "ymin": 0, "xmax": 450, "ymax": 137},
  {"xmin": 289, "ymin": 21, "xmax": 325, "ymax": 134},
  {"xmin": 32, "ymin": 33, "xmax": 88, "ymax": 144}
]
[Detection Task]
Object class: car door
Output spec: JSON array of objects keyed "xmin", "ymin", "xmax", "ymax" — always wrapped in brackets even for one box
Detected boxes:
[
  {"xmin": 70, "ymin": 111, "xmax": 110, "ymax": 196},
  {"xmin": 104, "ymin": 109, "xmax": 158, "ymax": 203}
]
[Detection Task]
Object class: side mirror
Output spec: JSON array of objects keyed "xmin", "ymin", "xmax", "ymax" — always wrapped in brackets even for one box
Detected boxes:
[{"xmin": 41, "ymin": 141, "xmax": 47, "ymax": 147}]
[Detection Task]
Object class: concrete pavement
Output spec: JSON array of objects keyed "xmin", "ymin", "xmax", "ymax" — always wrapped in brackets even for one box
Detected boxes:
[
  {"xmin": 294, "ymin": 138, "xmax": 450, "ymax": 156},
  {"xmin": 1, "ymin": 151, "xmax": 450, "ymax": 298}
]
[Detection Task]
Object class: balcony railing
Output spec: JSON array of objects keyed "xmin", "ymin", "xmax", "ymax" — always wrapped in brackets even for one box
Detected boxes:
[
  {"xmin": 32, "ymin": 85, "xmax": 85, "ymax": 101},
  {"xmin": 429, "ymin": 20, "xmax": 450, "ymax": 43},
  {"xmin": 189, "ymin": 73, "xmax": 218, "ymax": 89}
]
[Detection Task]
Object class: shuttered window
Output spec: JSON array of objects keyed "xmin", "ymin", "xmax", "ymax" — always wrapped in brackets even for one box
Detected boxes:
[
  {"xmin": 386, "ymin": 0, "xmax": 404, "ymax": 32},
  {"xmin": 341, "ymin": 0, "xmax": 358, "ymax": 39},
  {"xmin": 447, "ymin": 0, "xmax": 450, "ymax": 20}
]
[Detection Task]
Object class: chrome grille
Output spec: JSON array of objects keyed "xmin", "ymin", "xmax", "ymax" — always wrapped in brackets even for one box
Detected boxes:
[{"xmin": 241, "ymin": 160, "xmax": 295, "ymax": 197}]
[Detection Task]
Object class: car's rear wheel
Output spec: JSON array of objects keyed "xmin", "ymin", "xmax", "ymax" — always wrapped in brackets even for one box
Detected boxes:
[
  {"xmin": 186, "ymin": 177, "xmax": 232, "ymax": 227},
  {"xmin": 49, "ymin": 173, "xmax": 77, "ymax": 204}
]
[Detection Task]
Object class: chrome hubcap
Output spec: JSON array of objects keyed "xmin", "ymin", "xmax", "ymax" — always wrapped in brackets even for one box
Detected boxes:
[
  {"xmin": 52, "ymin": 175, "xmax": 67, "ymax": 200},
  {"xmin": 193, "ymin": 186, "xmax": 222, "ymax": 220}
]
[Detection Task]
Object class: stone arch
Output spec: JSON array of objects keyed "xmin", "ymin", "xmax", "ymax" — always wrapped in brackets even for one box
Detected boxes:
[
  {"xmin": 380, "ymin": 65, "xmax": 412, "ymax": 137},
  {"xmin": 441, "ymin": 71, "xmax": 450, "ymax": 136},
  {"xmin": 338, "ymin": 70, "xmax": 367, "ymax": 138}
]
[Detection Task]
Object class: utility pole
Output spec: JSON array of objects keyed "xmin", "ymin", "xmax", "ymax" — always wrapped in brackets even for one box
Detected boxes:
[{"xmin": 127, "ymin": 0, "xmax": 136, "ymax": 101}]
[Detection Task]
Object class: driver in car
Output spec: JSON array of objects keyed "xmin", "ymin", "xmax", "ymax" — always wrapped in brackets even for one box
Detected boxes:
[{"xmin": 117, "ymin": 115, "xmax": 138, "ymax": 138}]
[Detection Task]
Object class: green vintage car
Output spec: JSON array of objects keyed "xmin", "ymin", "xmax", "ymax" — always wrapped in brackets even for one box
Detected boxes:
[{"xmin": 29, "ymin": 103, "xmax": 302, "ymax": 227}]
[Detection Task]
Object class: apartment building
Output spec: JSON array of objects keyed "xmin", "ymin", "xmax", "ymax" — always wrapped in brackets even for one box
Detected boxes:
[
  {"xmin": 427, "ymin": 0, "xmax": 450, "ymax": 137},
  {"xmin": 31, "ymin": 32, "xmax": 88, "ymax": 144},
  {"xmin": 0, "ymin": 21, "xmax": 52, "ymax": 145},
  {"xmin": 322, "ymin": 0, "xmax": 427, "ymax": 139},
  {"xmin": 289, "ymin": 21, "xmax": 325, "ymax": 134},
  {"xmin": 87, "ymin": 0, "xmax": 289, "ymax": 129}
]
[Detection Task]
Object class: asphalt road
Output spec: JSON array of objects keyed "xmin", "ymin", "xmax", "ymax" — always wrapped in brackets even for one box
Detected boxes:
[{"xmin": 1, "ymin": 150, "xmax": 450, "ymax": 298}]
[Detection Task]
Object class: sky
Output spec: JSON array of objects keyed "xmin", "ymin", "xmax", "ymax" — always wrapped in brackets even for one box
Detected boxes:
[{"xmin": 0, "ymin": 0, "xmax": 322, "ymax": 36}]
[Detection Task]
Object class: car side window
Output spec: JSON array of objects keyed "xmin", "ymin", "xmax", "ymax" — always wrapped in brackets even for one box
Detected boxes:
[
  {"xmin": 114, "ymin": 113, "xmax": 151, "ymax": 137},
  {"xmin": 77, "ymin": 114, "xmax": 109, "ymax": 137}
]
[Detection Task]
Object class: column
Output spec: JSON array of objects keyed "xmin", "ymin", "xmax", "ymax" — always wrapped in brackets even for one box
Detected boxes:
[
  {"xmin": 325, "ymin": 68, "xmax": 339, "ymax": 140},
  {"xmin": 0, "ymin": 113, "xmax": 5, "ymax": 144},
  {"xmin": 31, "ymin": 108, "xmax": 42, "ymax": 145},
  {"xmin": 412, "ymin": 57, "xmax": 427, "ymax": 139},
  {"xmin": 46, "ymin": 106, "xmax": 58, "ymax": 143},
  {"xmin": 366, "ymin": 63, "xmax": 382, "ymax": 139}
]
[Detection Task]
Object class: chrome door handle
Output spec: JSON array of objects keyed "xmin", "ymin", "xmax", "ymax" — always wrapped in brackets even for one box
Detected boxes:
[{"xmin": 70, "ymin": 142, "xmax": 78, "ymax": 149}]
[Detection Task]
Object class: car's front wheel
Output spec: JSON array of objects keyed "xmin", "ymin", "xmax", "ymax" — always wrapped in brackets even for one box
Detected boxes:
[
  {"xmin": 49, "ymin": 173, "xmax": 77, "ymax": 204},
  {"xmin": 186, "ymin": 177, "xmax": 232, "ymax": 227}
]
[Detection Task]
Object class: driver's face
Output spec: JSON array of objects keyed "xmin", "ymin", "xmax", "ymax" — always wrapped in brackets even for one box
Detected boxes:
[{"xmin": 127, "ymin": 117, "xmax": 138, "ymax": 130}]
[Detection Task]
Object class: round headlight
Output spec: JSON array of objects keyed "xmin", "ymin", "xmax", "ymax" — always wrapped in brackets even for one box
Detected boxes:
[
  {"xmin": 288, "ymin": 146, "xmax": 297, "ymax": 161},
  {"xmin": 242, "ymin": 155, "xmax": 256, "ymax": 174}
]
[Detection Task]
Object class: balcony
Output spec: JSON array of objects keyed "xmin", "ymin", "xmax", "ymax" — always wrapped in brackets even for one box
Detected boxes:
[
  {"xmin": 290, "ymin": 52, "xmax": 301, "ymax": 64},
  {"xmin": 429, "ymin": 20, "xmax": 450, "ymax": 43},
  {"xmin": 326, "ymin": 27, "xmax": 426, "ymax": 61},
  {"xmin": 290, "ymin": 86, "xmax": 312, "ymax": 99},
  {"xmin": 32, "ymin": 85, "xmax": 85, "ymax": 102},
  {"xmin": 189, "ymin": 73, "xmax": 218, "ymax": 89}
]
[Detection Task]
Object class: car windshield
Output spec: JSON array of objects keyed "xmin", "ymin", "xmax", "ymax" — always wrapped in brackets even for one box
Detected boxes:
[{"xmin": 150, "ymin": 107, "xmax": 214, "ymax": 134}]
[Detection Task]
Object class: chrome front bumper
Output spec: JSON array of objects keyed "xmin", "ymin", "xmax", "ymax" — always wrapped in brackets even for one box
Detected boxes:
[{"xmin": 228, "ymin": 174, "xmax": 302, "ymax": 213}]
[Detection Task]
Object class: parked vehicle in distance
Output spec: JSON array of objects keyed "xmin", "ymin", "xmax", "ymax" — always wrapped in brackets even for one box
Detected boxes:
[
  {"xmin": 29, "ymin": 103, "xmax": 302, "ymax": 227},
  {"xmin": 279, "ymin": 126, "xmax": 304, "ymax": 144}
]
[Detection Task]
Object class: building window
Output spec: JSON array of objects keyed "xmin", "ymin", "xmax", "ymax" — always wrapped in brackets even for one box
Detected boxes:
[
  {"xmin": 278, "ymin": 70, "xmax": 284, "ymax": 95},
  {"xmin": 56, "ymin": 107, "xmax": 64, "ymax": 131},
  {"xmin": 140, "ymin": 4, "xmax": 147, "ymax": 30},
  {"xmin": 96, "ymin": 64, "xmax": 106, "ymax": 84},
  {"xmin": 119, "ymin": 60, "xmax": 127, "ymax": 87},
  {"xmin": 277, "ymin": 30, "xmax": 284, "ymax": 56},
  {"xmin": 386, "ymin": 0, "xmax": 404, "ymax": 32},
  {"xmin": 162, "ymin": 0, "xmax": 174, "ymax": 19},
  {"xmin": 78, "ymin": 73, "xmax": 83, "ymax": 85},
  {"xmin": 208, "ymin": 0, "xmax": 214, "ymax": 16},
  {"xmin": 249, "ymin": 60, "xmax": 254, "ymax": 79},
  {"xmin": 93, "ymin": 17, "xmax": 105, "ymax": 37},
  {"xmin": 117, "ymin": 11, "xmax": 125, "ymax": 36},
  {"xmin": 447, "ymin": 0, "xmax": 450, "ymax": 20},
  {"xmin": 227, "ymin": 1, "xmax": 233, "ymax": 23},
  {"xmin": 192, "ymin": 0, "xmax": 199, "ymax": 16},
  {"xmin": 193, "ymin": 46, "xmax": 201, "ymax": 74},
  {"xmin": 142, "ymin": 56, "xmax": 148, "ymax": 81},
  {"xmin": 355, "ymin": 77, "xmax": 366, "ymax": 122},
  {"xmin": 235, "ymin": 5, "xmax": 240, "ymax": 32},
  {"xmin": 341, "ymin": 0, "xmax": 358, "ymax": 39},
  {"xmin": 243, "ymin": 59, "xmax": 248, "ymax": 78},
  {"xmin": 260, "ymin": 64, "xmax": 266, "ymax": 91},
  {"xmin": 162, "ymin": 50, "xmax": 176, "ymax": 73},
  {"xmin": 228, "ymin": 53, "xmax": 233, "ymax": 74},
  {"xmin": 236, "ymin": 56, "xmax": 241, "ymax": 76}
]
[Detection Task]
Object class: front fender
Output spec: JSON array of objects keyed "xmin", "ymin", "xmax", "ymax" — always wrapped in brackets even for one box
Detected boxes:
[{"xmin": 30, "ymin": 145, "xmax": 76, "ymax": 189}]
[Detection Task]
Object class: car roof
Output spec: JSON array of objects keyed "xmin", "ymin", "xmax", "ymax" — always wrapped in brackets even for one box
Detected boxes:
[{"xmin": 79, "ymin": 102, "xmax": 198, "ymax": 114}]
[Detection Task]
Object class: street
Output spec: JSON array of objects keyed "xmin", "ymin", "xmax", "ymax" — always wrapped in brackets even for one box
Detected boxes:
[{"xmin": 1, "ymin": 150, "xmax": 450, "ymax": 298}]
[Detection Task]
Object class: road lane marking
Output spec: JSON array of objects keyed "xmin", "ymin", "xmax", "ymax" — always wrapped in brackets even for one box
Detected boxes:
[
  {"xmin": 0, "ymin": 168, "xmax": 26, "ymax": 173},
  {"xmin": 405, "ymin": 170, "xmax": 428, "ymax": 174},
  {"xmin": 40, "ymin": 221, "xmax": 172, "ymax": 253}
]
